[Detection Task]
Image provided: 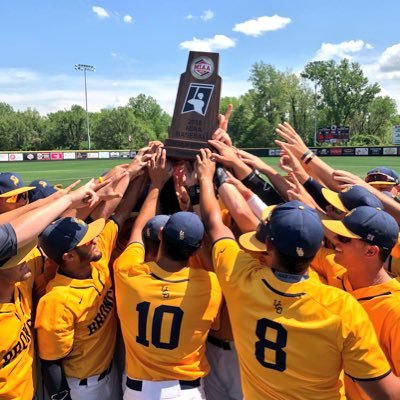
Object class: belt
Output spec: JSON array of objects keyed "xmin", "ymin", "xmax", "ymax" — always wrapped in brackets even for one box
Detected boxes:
[
  {"xmin": 79, "ymin": 364, "xmax": 112, "ymax": 386},
  {"xmin": 126, "ymin": 377, "xmax": 201, "ymax": 391},
  {"xmin": 207, "ymin": 335, "xmax": 232, "ymax": 350}
]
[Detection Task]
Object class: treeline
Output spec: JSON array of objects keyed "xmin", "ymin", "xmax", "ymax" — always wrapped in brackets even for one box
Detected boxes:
[{"xmin": 0, "ymin": 59, "xmax": 399, "ymax": 151}]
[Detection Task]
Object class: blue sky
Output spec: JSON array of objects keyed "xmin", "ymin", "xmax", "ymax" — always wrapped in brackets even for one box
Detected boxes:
[{"xmin": 1, "ymin": 0, "xmax": 399, "ymax": 115}]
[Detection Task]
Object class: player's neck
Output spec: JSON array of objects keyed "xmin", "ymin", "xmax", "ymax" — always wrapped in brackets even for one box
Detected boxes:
[
  {"xmin": 347, "ymin": 264, "xmax": 391, "ymax": 290},
  {"xmin": 0, "ymin": 281, "xmax": 15, "ymax": 303},
  {"xmin": 58, "ymin": 262, "xmax": 92, "ymax": 279},
  {"xmin": 156, "ymin": 256, "xmax": 187, "ymax": 273}
]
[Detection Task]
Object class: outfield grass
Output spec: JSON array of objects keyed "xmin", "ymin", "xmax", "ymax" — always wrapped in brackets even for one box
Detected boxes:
[{"xmin": 1, "ymin": 156, "xmax": 398, "ymax": 187}]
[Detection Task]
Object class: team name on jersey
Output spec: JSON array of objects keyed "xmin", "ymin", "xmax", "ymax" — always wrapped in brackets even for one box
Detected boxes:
[
  {"xmin": 87, "ymin": 288, "xmax": 114, "ymax": 336},
  {"xmin": 1, "ymin": 318, "xmax": 32, "ymax": 369}
]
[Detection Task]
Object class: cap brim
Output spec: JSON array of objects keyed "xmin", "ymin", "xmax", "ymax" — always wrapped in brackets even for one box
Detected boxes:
[
  {"xmin": 76, "ymin": 218, "xmax": 106, "ymax": 246},
  {"xmin": 368, "ymin": 181, "xmax": 396, "ymax": 186},
  {"xmin": 322, "ymin": 220, "xmax": 361, "ymax": 239},
  {"xmin": 261, "ymin": 205, "xmax": 276, "ymax": 221},
  {"xmin": 321, "ymin": 188, "xmax": 347, "ymax": 213},
  {"xmin": 0, "ymin": 239, "xmax": 38, "ymax": 270},
  {"xmin": 0, "ymin": 186, "xmax": 35, "ymax": 198},
  {"xmin": 238, "ymin": 231, "xmax": 266, "ymax": 252}
]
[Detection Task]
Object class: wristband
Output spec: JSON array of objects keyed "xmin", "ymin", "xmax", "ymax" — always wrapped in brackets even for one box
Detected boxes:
[
  {"xmin": 213, "ymin": 164, "xmax": 228, "ymax": 189},
  {"xmin": 188, "ymin": 184, "xmax": 200, "ymax": 206},
  {"xmin": 304, "ymin": 153, "xmax": 315, "ymax": 164},
  {"xmin": 300, "ymin": 149, "xmax": 312, "ymax": 161}
]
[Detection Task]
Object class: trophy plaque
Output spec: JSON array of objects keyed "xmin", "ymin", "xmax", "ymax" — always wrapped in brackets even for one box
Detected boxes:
[{"xmin": 164, "ymin": 51, "xmax": 221, "ymax": 160}]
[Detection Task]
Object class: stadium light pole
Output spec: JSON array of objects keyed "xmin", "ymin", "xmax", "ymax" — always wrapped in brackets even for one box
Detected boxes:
[
  {"xmin": 313, "ymin": 82, "xmax": 318, "ymax": 147},
  {"xmin": 74, "ymin": 64, "xmax": 95, "ymax": 150}
]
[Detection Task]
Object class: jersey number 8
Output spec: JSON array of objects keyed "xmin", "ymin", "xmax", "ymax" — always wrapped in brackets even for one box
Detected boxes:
[
  {"xmin": 255, "ymin": 318, "xmax": 287, "ymax": 372},
  {"xmin": 136, "ymin": 301, "xmax": 184, "ymax": 350}
]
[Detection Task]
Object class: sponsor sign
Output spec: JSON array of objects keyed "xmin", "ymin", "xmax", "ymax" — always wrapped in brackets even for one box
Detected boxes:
[
  {"xmin": 99, "ymin": 152, "xmax": 110, "ymax": 159},
  {"xmin": 190, "ymin": 56, "xmax": 214, "ymax": 80},
  {"xmin": 369, "ymin": 147, "xmax": 383, "ymax": 156},
  {"xmin": 330, "ymin": 148, "xmax": 343, "ymax": 156},
  {"xmin": 355, "ymin": 148, "xmax": 369, "ymax": 156},
  {"xmin": 37, "ymin": 152, "xmax": 51, "ymax": 161},
  {"xmin": 110, "ymin": 151, "xmax": 120, "ymax": 158},
  {"xmin": 129, "ymin": 151, "xmax": 137, "ymax": 158},
  {"xmin": 51, "ymin": 152, "xmax": 63, "ymax": 160},
  {"xmin": 0, "ymin": 154, "xmax": 9, "ymax": 162},
  {"xmin": 9, "ymin": 153, "xmax": 23, "ymax": 161},
  {"xmin": 76, "ymin": 152, "xmax": 88, "ymax": 159},
  {"xmin": 342, "ymin": 148, "xmax": 355, "ymax": 156},
  {"xmin": 392, "ymin": 126, "xmax": 400, "ymax": 145},
  {"xmin": 317, "ymin": 148, "xmax": 330, "ymax": 156},
  {"xmin": 63, "ymin": 152, "xmax": 76, "ymax": 160},
  {"xmin": 119, "ymin": 151, "xmax": 130, "ymax": 158},
  {"xmin": 87, "ymin": 152, "xmax": 99, "ymax": 159},
  {"xmin": 383, "ymin": 147, "xmax": 397, "ymax": 155},
  {"xmin": 23, "ymin": 153, "xmax": 37, "ymax": 161}
]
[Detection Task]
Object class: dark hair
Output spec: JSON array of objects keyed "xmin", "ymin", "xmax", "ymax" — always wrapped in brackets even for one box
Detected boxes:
[
  {"xmin": 274, "ymin": 249, "xmax": 315, "ymax": 275},
  {"xmin": 161, "ymin": 237, "xmax": 198, "ymax": 261},
  {"xmin": 378, "ymin": 247, "xmax": 392, "ymax": 263},
  {"xmin": 144, "ymin": 237, "xmax": 160, "ymax": 258}
]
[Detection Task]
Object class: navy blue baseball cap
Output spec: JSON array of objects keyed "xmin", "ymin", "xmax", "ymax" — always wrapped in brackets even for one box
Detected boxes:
[
  {"xmin": 322, "ymin": 185, "xmax": 383, "ymax": 213},
  {"xmin": 162, "ymin": 211, "xmax": 204, "ymax": 249},
  {"xmin": 39, "ymin": 217, "xmax": 105, "ymax": 260},
  {"xmin": 0, "ymin": 172, "xmax": 35, "ymax": 198},
  {"xmin": 28, "ymin": 179, "xmax": 57, "ymax": 203},
  {"xmin": 143, "ymin": 215, "xmax": 170, "ymax": 241},
  {"xmin": 323, "ymin": 206, "xmax": 399, "ymax": 250},
  {"xmin": 266, "ymin": 201, "xmax": 324, "ymax": 258},
  {"xmin": 365, "ymin": 167, "xmax": 399, "ymax": 186}
]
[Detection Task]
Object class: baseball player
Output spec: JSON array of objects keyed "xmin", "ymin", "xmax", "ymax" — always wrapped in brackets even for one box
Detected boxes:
[
  {"xmin": 315, "ymin": 206, "xmax": 400, "ymax": 399},
  {"xmin": 197, "ymin": 148, "xmax": 400, "ymax": 400},
  {"xmin": 114, "ymin": 148, "xmax": 222, "ymax": 400},
  {"xmin": 0, "ymin": 172, "xmax": 35, "ymax": 214},
  {"xmin": 0, "ymin": 184, "xmax": 99, "ymax": 400}
]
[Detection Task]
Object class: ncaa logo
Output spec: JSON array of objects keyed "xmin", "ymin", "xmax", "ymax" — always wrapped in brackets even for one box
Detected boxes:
[
  {"xmin": 182, "ymin": 83, "xmax": 214, "ymax": 116},
  {"xmin": 191, "ymin": 57, "xmax": 214, "ymax": 80}
]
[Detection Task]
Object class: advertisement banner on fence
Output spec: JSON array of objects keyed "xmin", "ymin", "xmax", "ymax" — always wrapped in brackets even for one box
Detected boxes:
[
  {"xmin": 119, "ymin": 151, "xmax": 130, "ymax": 158},
  {"xmin": 63, "ymin": 152, "xmax": 76, "ymax": 160},
  {"xmin": 110, "ymin": 151, "xmax": 120, "ymax": 158},
  {"xmin": 87, "ymin": 152, "xmax": 99, "ymax": 159},
  {"xmin": 330, "ymin": 148, "xmax": 343, "ymax": 156},
  {"xmin": 129, "ymin": 151, "xmax": 137, "ymax": 158},
  {"xmin": 37, "ymin": 152, "xmax": 51, "ymax": 161},
  {"xmin": 342, "ymin": 148, "xmax": 355, "ymax": 156},
  {"xmin": 0, "ymin": 154, "xmax": 9, "ymax": 162},
  {"xmin": 23, "ymin": 153, "xmax": 37, "ymax": 161},
  {"xmin": 51, "ymin": 152, "xmax": 63, "ymax": 160},
  {"xmin": 76, "ymin": 152, "xmax": 88, "ymax": 159},
  {"xmin": 317, "ymin": 148, "xmax": 330, "ymax": 156},
  {"xmin": 99, "ymin": 152, "xmax": 110, "ymax": 159},
  {"xmin": 383, "ymin": 147, "xmax": 397, "ymax": 155},
  {"xmin": 9, "ymin": 153, "xmax": 23, "ymax": 161},
  {"xmin": 355, "ymin": 148, "xmax": 369, "ymax": 156},
  {"xmin": 369, "ymin": 147, "xmax": 383, "ymax": 156}
]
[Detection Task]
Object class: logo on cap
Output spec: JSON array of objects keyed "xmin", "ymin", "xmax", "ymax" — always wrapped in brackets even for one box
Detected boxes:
[
  {"xmin": 191, "ymin": 57, "xmax": 214, "ymax": 80},
  {"xmin": 39, "ymin": 180, "xmax": 48, "ymax": 187},
  {"xmin": 10, "ymin": 175, "xmax": 19, "ymax": 186},
  {"xmin": 296, "ymin": 247, "xmax": 304, "ymax": 257},
  {"xmin": 179, "ymin": 230, "xmax": 185, "ymax": 240}
]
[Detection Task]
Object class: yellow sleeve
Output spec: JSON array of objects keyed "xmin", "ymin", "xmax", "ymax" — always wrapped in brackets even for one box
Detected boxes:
[
  {"xmin": 96, "ymin": 219, "xmax": 118, "ymax": 263},
  {"xmin": 212, "ymin": 238, "xmax": 260, "ymax": 289},
  {"xmin": 113, "ymin": 242, "xmax": 145, "ymax": 275},
  {"xmin": 390, "ymin": 235, "xmax": 400, "ymax": 258},
  {"xmin": 310, "ymin": 247, "xmax": 333, "ymax": 279},
  {"xmin": 341, "ymin": 296, "xmax": 391, "ymax": 380},
  {"xmin": 35, "ymin": 292, "xmax": 75, "ymax": 360}
]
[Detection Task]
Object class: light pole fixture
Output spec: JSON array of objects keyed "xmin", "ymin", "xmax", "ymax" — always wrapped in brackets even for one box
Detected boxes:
[{"xmin": 74, "ymin": 64, "xmax": 95, "ymax": 150}]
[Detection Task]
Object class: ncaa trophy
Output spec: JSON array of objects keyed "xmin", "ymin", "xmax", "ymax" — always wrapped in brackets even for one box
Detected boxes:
[{"xmin": 164, "ymin": 51, "xmax": 221, "ymax": 160}]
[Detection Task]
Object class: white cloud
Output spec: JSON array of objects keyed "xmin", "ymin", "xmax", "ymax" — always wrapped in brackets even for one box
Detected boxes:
[
  {"xmin": 184, "ymin": 14, "xmax": 193, "ymax": 20},
  {"xmin": 111, "ymin": 52, "xmax": 117, "ymax": 57},
  {"xmin": 200, "ymin": 10, "xmax": 214, "ymax": 21},
  {"xmin": 378, "ymin": 43, "xmax": 400, "ymax": 72},
  {"xmin": 179, "ymin": 35, "xmax": 235, "ymax": 52},
  {"xmin": 123, "ymin": 14, "xmax": 133, "ymax": 23},
  {"xmin": 233, "ymin": 15, "xmax": 291, "ymax": 37},
  {"xmin": 92, "ymin": 6, "xmax": 109, "ymax": 19},
  {"xmin": 313, "ymin": 40, "xmax": 373, "ymax": 61},
  {"xmin": 0, "ymin": 68, "xmax": 39, "ymax": 84}
]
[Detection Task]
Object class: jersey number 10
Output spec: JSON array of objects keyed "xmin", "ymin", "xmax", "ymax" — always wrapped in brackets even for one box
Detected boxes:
[{"xmin": 136, "ymin": 301, "xmax": 184, "ymax": 350}]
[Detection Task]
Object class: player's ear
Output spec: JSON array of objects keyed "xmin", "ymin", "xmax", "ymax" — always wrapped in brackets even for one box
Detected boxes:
[
  {"xmin": 365, "ymin": 244, "xmax": 379, "ymax": 258},
  {"xmin": 62, "ymin": 251, "xmax": 74, "ymax": 262}
]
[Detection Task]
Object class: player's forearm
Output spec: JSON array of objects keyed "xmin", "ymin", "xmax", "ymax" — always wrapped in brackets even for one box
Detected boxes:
[
  {"xmin": 129, "ymin": 184, "xmax": 160, "ymax": 243},
  {"xmin": 256, "ymin": 165, "xmax": 291, "ymax": 201},
  {"xmin": 11, "ymin": 195, "xmax": 74, "ymax": 246},
  {"xmin": 303, "ymin": 155, "xmax": 341, "ymax": 192}
]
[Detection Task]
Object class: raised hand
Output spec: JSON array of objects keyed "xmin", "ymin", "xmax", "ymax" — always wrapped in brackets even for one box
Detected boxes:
[
  {"xmin": 195, "ymin": 148, "xmax": 216, "ymax": 181},
  {"xmin": 275, "ymin": 122, "xmax": 309, "ymax": 159},
  {"xmin": 148, "ymin": 148, "xmax": 173, "ymax": 188},
  {"xmin": 67, "ymin": 182, "xmax": 99, "ymax": 209}
]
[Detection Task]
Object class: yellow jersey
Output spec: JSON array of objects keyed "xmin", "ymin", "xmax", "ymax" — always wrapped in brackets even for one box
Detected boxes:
[
  {"xmin": 113, "ymin": 242, "xmax": 222, "ymax": 381},
  {"xmin": 212, "ymin": 239, "xmax": 391, "ymax": 400},
  {"xmin": 35, "ymin": 220, "xmax": 118, "ymax": 379},
  {"xmin": 0, "ymin": 248, "xmax": 43, "ymax": 400}
]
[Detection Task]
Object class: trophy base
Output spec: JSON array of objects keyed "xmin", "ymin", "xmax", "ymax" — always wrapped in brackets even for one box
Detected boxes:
[{"xmin": 164, "ymin": 138, "xmax": 212, "ymax": 161}]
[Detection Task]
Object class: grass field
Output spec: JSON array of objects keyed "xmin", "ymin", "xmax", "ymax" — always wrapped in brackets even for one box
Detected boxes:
[{"xmin": 1, "ymin": 156, "xmax": 398, "ymax": 187}]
